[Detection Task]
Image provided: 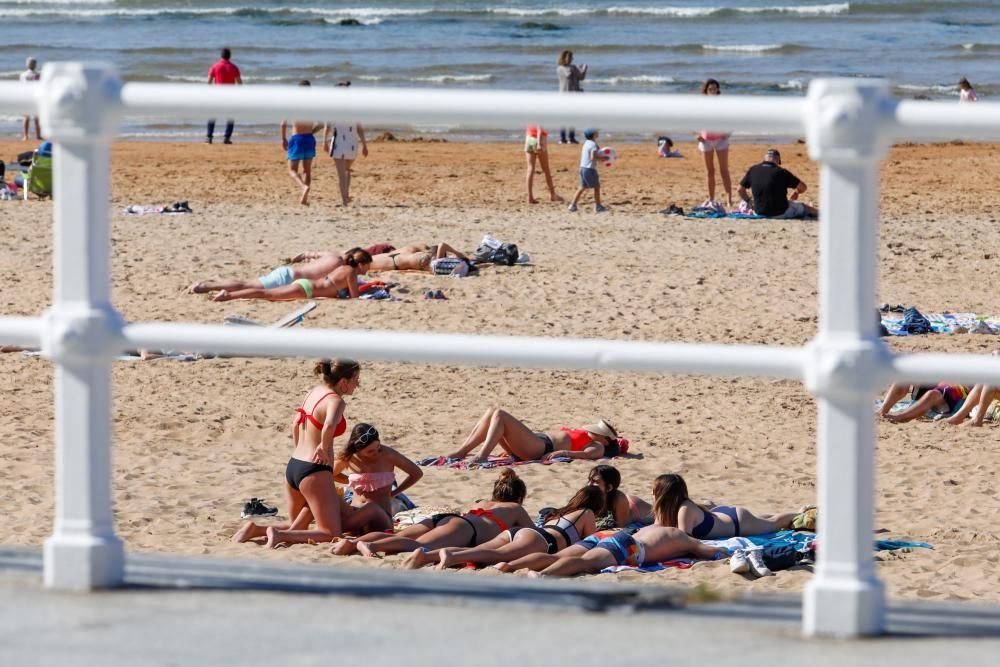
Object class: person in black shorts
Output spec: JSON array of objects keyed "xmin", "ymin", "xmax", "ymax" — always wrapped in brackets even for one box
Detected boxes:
[{"xmin": 737, "ymin": 148, "xmax": 818, "ymax": 218}]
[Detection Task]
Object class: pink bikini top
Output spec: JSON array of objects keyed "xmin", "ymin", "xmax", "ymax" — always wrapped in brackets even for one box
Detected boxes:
[{"xmin": 348, "ymin": 471, "xmax": 395, "ymax": 492}]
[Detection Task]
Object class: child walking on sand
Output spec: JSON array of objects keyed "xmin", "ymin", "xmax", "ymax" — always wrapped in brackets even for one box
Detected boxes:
[
  {"xmin": 280, "ymin": 80, "xmax": 323, "ymax": 205},
  {"xmin": 959, "ymin": 77, "xmax": 978, "ymax": 102},
  {"xmin": 568, "ymin": 128, "xmax": 609, "ymax": 213}
]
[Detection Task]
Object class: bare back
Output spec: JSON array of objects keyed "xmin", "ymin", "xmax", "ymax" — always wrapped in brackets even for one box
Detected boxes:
[{"xmin": 292, "ymin": 386, "xmax": 344, "ymax": 461}]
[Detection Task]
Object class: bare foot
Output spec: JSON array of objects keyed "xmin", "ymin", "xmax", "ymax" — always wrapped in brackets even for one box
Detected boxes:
[
  {"xmin": 436, "ymin": 548, "xmax": 462, "ymax": 570},
  {"xmin": 964, "ymin": 420, "xmax": 983, "ymax": 427},
  {"xmin": 232, "ymin": 521, "xmax": 260, "ymax": 543},
  {"xmin": 330, "ymin": 539, "xmax": 359, "ymax": 556},
  {"xmin": 493, "ymin": 562, "xmax": 512, "ymax": 573},
  {"xmin": 265, "ymin": 526, "xmax": 283, "ymax": 549},
  {"xmin": 300, "ymin": 185, "xmax": 310, "ymax": 206},
  {"xmin": 188, "ymin": 282, "xmax": 208, "ymax": 294},
  {"xmin": 527, "ymin": 197, "xmax": 539, "ymax": 204},
  {"xmin": 401, "ymin": 548, "xmax": 436, "ymax": 570},
  {"xmin": 945, "ymin": 415, "xmax": 964, "ymax": 425},
  {"xmin": 550, "ymin": 193, "xmax": 564, "ymax": 202},
  {"xmin": 526, "ymin": 570, "xmax": 543, "ymax": 579},
  {"xmin": 356, "ymin": 540, "xmax": 377, "ymax": 558},
  {"xmin": 212, "ymin": 290, "xmax": 232, "ymax": 302}
]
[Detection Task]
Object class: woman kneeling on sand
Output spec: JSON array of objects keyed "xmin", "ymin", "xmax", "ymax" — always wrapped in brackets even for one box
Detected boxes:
[
  {"xmin": 333, "ymin": 422, "xmax": 423, "ymax": 517},
  {"xmin": 446, "ymin": 409, "xmax": 622, "ymax": 463},
  {"xmin": 408, "ymin": 485, "xmax": 603, "ymax": 570},
  {"xmin": 530, "ymin": 474, "xmax": 730, "ymax": 577},
  {"xmin": 330, "ymin": 469, "xmax": 532, "ymax": 558},
  {"xmin": 655, "ymin": 473, "xmax": 807, "ymax": 539},
  {"xmin": 232, "ymin": 359, "xmax": 389, "ymax": 548},
  {"xmin": 212, "ymin": 248, "xmax": 372, "ymax": 302}
]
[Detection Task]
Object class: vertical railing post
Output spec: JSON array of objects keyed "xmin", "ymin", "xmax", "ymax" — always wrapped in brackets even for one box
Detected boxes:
[
  {"xmin": 39, "ymin": 63, "xmax": 126, "ymax": 589},
  {"xmin": 802, "ymin": 79, "xmax": 892, "ymax": 636}
]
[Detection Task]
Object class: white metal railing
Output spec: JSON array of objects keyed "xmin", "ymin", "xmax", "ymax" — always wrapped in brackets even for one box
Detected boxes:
[{"xmin": 1, "ymin": 63, "xmax": 998, "ymax": 639}]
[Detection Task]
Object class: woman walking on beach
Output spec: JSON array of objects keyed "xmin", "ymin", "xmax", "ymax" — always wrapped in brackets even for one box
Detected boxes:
[
  {"xmin": 445, "ymin": 409, "xmax": 622, "ymax": 463},
  {"xmin": 333, "ymin": 422, "xmax": 423, "ymax": 517},
  {"xmin": 696, "ymin": 78, "xmax": 733, "ymax": 208},
  {"xmin": 556, "ymin": 50, "xmax": 587, "ymax": 144},
  {"xmin": 330, "ymin": 469, "xmax": 533, "ymax": 558},
  {"xmin": 524, "ymin": 125, "xmax": 562, "ymax": 203},
  {"xmin": 211, "ymin": 248, "xmax": 372, "ymax": 302},
  {"xmin": 324, "ymin": 118, "xmax": 368, "ymax": 206},
  {"xmin": 232, "ymin": 359, "xmax": 390, "ymax": 548}
]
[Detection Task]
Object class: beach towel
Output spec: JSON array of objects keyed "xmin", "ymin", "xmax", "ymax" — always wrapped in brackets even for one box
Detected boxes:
[
  {"xmin": 881, "ymin": 310, "xmax": 1000, "ymax": 336},
  {"xmin": 873, "ymin": 397, "xmax": 965, "ymax": 420},
  {"xmin": 685, "ymin": 209, "xmax": 765, "ymax": 220},
  {"xmin": 123, "ymin": 201, "xmax": 193, "ymax": 215},
  {"xmin": 600, "ymin": 530, "xmax": 931, "ymax": 573},
  {"xmin": 415, "ymin": 454, "xmax": 573, "ymax": 470}
]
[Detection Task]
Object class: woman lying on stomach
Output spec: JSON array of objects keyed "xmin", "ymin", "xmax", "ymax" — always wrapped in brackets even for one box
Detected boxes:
[{"xmin": 330, "ymin": 469, "xmax": 532, "ymax": 558}]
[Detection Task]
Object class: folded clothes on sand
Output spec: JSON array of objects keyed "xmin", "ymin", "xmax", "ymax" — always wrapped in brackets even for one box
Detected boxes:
[{"xmin": 881, "ymin": 309, "xmax": 1000, "ymax": 336}]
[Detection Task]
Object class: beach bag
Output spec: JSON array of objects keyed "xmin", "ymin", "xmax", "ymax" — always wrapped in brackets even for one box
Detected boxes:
[
  {"xmin": 902, "ymin": 306, "xmax": 932, "ymax": 334},
  {"xmin": 431, "ymin": 257, "xmax": 476, "ymax": 276},
  {"xmin": 487, "ymin": 242, "xmax": 519, "ymax": 266}
]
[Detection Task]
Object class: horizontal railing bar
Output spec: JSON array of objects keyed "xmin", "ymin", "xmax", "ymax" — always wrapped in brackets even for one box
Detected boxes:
[
  {"xmin": 888, "ymin": 352, "xmax": 1000, "ymax": 386},
  {"xmin": 122, "ymin": 322, "xmax": 807, "ymax": 380},
  {"xmin": 0, "ymin": 316, "xmax": 42, "ymax": 348},
  {"xmin": 888, "ymin": 100, "xmax": 1000, "ymax": 142},
  {"xmin": 0, "ymin": 84, "xmax": 37, "ymax": 116},
  {"xmin": 119, "ymin": 85, "xmax": 806, "ymax": 133}
]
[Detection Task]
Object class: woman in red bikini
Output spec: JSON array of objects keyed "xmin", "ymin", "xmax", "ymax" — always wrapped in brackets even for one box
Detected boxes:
[
  {"xmin": 445, "ymin": 409, "xmax": 621, "ymax": 463},
  {"xmin": 330, "ymin": 469, "xmax": 532, "ymax": 557},
  {"xmin": 332, "ymin": 422, "xmax": 423, "ymax": 518},
  {"xmin": 232, "ymin": 359, "xmax": 388, "ymax": 548}
]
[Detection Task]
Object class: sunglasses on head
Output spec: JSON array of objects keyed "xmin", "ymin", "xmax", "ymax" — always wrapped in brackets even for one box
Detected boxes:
[{"xmin": 355, "ymin": 425, "xmax": 379, "ymax": 447}]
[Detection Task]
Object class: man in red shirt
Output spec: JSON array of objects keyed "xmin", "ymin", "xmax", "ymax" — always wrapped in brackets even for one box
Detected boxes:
[{"xmin": 206, "ymin": 48, "xmax": 242, "ymax": 144}]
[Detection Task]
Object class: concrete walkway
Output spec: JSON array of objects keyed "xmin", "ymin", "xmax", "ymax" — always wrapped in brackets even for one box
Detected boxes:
[{"xmin": 2, "ymin": 547, "xmax": 998, "ymax": 666}]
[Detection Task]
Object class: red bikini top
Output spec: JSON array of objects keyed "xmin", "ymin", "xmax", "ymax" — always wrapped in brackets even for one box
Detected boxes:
[
  {"xmin": 295, "ymin": 391, "xmax": 347, "ymax": 437},
  {"xmin": 465, "ymin": 507, "xmax": 509, "ymax": 533},
  {"xmin": 560, "ymin": 427, "xmax": 593, "ymax": 451}
]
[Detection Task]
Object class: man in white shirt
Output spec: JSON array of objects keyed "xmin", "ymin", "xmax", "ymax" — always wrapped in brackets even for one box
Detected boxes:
[{"xmin": 19, "ymin": 58, "xmax": 41, "ymax": 142}]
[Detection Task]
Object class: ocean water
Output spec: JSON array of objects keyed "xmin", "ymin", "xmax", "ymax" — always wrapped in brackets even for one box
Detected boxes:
[{"xmin": 2, "ymin": 0, "xmax": 997, "ymax": 140}]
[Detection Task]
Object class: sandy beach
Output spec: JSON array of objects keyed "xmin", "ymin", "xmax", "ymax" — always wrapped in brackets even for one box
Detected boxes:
[{"xmin": 1, "ymin": 136, "xmax": 999, "ymax": 602}]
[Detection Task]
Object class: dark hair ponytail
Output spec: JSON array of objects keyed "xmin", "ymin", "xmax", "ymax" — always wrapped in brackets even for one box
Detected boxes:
[
  {"xmin": 314, "ymin": 358, "xmax": 360, "ymax": 390},
  {"xmin": 492, "ymin": 469, "xmax": 527, "ymax": 503},
  {"xmin": 549, "ymin": 486, "xmax": 604, "ymax": 521}
]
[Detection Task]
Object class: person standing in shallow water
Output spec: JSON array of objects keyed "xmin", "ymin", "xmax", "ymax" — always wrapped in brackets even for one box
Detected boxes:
[
  {"xmin": 556, "ymin": 50, "xmax": 587, "ymax": 144},
  {"xmin": 206, "ymin": 47, "xmax": 242, "ymax": 144}
]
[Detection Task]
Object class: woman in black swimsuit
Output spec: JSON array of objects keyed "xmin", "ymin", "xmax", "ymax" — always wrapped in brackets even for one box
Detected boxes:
[
  {"xmin": 232, "ymin": 359, "xmax": 388, "ymax": 547},
  {"xmin": 409, "ymin": 485, "xmax": 604, "ymax": 570},
  {"xmin": 330, "ymin": 469, "xmax": 533, "ymax": 557}
]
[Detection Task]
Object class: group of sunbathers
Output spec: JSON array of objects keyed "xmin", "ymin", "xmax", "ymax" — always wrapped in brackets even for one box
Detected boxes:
[
  {"xmin": 232, "ymin": 358, "xmax": 813, "ymax": 576},
  {"xmin": 188, "ymin": 241, "xmax": 474, "ymax": 302},
  {"xmin": 878, "ymin": 351, "xmax": 1000, "ymax": 426}
]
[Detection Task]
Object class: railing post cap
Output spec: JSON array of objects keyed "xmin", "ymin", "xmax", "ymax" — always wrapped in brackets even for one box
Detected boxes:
[
  {"xmin": 39, "ymin": 62, "xmax": 122, "ymax": 141},
  {"xmin": 805, "ymin": 78, "xmax": 892, "ymax": 163},
  {"xmin": 41, "ymin": 305, "xmax": 124, "ymax": 365},
  {"xmin": 803, "ymin": 336, "xmax": 891, "ymax": 398}
]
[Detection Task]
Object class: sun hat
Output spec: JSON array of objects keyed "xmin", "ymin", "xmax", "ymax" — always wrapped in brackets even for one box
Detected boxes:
[
  {"xmin": 583, "ymin": 128, "xmax": 597, "ymax": 140},
  {"xmin": 582, "ymin": 419, "xmax": 617, "ymax": 440}
]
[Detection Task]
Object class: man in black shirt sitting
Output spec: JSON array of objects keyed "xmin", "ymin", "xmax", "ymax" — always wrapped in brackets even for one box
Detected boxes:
[{"xmin": 737, "ymin": 148, "xmax": 817, "ymax": 218}]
